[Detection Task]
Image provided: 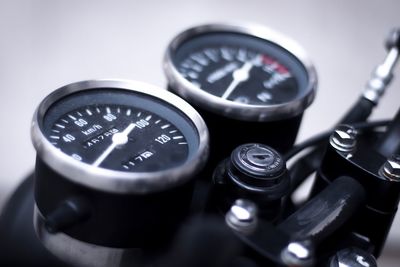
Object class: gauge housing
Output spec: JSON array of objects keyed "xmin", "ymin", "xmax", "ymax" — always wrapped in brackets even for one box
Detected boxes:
[
  {"xmin": 31, "ymin": 80, "xmax": 209, "ymax": 249},
  {"xmin": 164, "ymin": 23, "xmax": 318, "ymax": 167},
  {"xmin": 163, "ymin": 22, "xmax": 317, "ymax": 122}
]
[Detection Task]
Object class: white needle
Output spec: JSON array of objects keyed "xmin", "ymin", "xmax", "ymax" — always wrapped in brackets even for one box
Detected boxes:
[
  {"xmin": 92, "ymin": 123, "xmax": 136, "ymax": 167},
  {"xmin": 221, "ymin": 55, "xmax": 260, "ymax": 100}
]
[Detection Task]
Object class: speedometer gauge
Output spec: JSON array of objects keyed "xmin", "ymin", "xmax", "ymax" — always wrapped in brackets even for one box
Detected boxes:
[
  {"xmin": 164, "ymin": 23, "xmax": 317, "ymax": 165},
  {"xmin": 31, "ymin": 80, "xmax": 209, "ymax": 259},
  {"xmin": 32, "ymin": 79, "xmax": 208, "ymax": 193}
]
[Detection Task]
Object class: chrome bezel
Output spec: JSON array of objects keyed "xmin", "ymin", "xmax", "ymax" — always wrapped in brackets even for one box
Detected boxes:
[
  {"xmin": 163, "ymin": 22, "xmax": 318, "ymax": 121},
  {"xmin": 31, "ymin": 79, "xmax": 209, "ymax": 194}
]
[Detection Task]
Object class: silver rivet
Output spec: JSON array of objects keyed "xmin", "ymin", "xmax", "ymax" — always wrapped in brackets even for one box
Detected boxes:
[
  {"xmin": 225, "ymin": 199, "xmax": 257, "ymax": 234},
  {"xmin": 330, "ymin": 125, "xmax": 357, "ymax": 152}
]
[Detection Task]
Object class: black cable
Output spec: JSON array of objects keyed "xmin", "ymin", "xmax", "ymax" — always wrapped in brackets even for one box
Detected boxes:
[
  {"xmin": 338, "ymin": 97, "xmax": 375, "ymax": 125},
  {"xmin": 284, "ymin": 120, "xmax": 390, "ymax": 161},
  {"xmin": 285, "ymin": 149, "xmax": 323, "ymax": 198},
  {"xmin": 375, "ymin": 107, "xmax": 400, "ymax": 157},
  {"xmin": 283, "ymin": 132, "xmax": 327, "ymax": 161}
]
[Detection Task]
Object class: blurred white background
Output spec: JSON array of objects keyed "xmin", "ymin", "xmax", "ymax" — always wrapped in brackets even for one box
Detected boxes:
[{"xmin": 0, "ymin": 0, "xmax": 399, "ymax": 265}]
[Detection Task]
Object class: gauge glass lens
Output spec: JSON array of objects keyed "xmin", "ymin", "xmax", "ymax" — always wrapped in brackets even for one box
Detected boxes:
[
  {"xmin": 40, "ymin": 89, "xmax": 198, "ymax": 172},
  {"xmin": 172, "ymin": 32, "xmax": 309, "ymax": 105}
]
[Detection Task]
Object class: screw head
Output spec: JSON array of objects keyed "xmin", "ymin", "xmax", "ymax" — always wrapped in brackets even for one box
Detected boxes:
[
  {"xmin": 330, "ymin": 125, "xmax": 357, "ymax": 152},
  {"xmin": 381, "ymin": 155, "xmax": 400, "ymax": 181},
  {"xmin": 281, "ymin": 240, "xmax": 314, "ymax": 267},
  {"xmin": 225, "ymin": 199, "xmax": 258, "ymax": 234}
]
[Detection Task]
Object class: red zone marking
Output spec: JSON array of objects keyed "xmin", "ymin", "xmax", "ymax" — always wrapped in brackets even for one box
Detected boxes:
[{"xmin": 261, "ymin": 55, "xmax": 289, "ymax": 74}]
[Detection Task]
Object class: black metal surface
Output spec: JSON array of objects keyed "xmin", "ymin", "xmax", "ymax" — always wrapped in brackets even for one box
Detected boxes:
[
  {"xmin": 278, "ymin": 176, "xmax": 366, "ymax": 244},
  {"xmin": 235, "ymin": 219, "xmax": 294, "ymax": 266},
  {"xmin": 0, "ymin": 174, "xmax": 67, "ymax": 267},
  {"xmin": 312, "ymin": 134, "xmax": 400, "ymax": 256},
  {"xmin": 160, "ymin": 216, "xmax": 243, "ymax": 267}
]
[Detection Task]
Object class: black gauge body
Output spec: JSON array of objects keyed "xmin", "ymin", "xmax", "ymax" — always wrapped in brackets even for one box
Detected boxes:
[
  {"xmin": 198, "ymin": 108, "xmax": 303, "ymax": 169},
  {"xmin": 164, "ymin": 23, "xmax": 317, "ymax": 169},
  {"xmin": 34, "ymin": 158, "xmax": 194, "ymax": 247},
  {"xmin": 31, "ymin": 80, "xmax": 209, "ymax": 249}
]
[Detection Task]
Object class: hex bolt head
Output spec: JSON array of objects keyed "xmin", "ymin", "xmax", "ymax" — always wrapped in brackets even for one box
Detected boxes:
[
  {"xmin": 327, "ymin": 247, "xmax": 377, "ymax": 267},
  {"xmin": 281, "ymin": 240, "xmax": 314, "ymax": 267},
  {"xmin": 381, "ymin": 154, "xmax": 400, "ymax": 181},
  {"xmin": 330, "ymin": 125, "xmax": 358, "ymax": 152},
  {"xmin": 225, "ymin": 199, "xmax": 258, "ymax": 234}
]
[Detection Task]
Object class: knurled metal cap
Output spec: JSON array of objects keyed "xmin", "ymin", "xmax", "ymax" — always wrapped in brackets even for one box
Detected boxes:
[{"xmin": 232, "ymin": 143, "xmax": 284, "ymax": 177}]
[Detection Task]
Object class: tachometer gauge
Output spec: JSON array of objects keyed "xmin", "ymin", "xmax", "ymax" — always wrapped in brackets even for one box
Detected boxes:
[
  {"xmin": 31, "ymin": 80, "xmax": 209, "ymax": 264},
  {"xmin": 164, "ymin": 23, "xmax": 317, "ymax": 166}
]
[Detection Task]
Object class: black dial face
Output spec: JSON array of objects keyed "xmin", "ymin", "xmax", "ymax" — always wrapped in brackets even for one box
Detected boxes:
[
  {"xmin": 41, "ymin": 89, "xmax": 199, "ymax": 172},
  {"xmin": 172, "ymin": 32, "xmax": 309, "ymax": 105}
]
